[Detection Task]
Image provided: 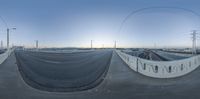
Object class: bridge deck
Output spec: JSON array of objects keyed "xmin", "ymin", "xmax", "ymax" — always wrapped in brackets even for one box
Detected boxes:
[{"xmin": 0, "ymin": 51, "xmax": 200, "ymax": 99}]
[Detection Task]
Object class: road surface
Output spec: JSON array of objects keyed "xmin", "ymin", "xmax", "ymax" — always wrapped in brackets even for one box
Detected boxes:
[
  {"xmin": 138, "ymin": 50, "xmax": 168, "ymax": 61},
  {"xmin": 1, "ymin": 51, "xmax": 200, "ymax": 99},
  {"xmin": 14, "ymin": 50, "xmax": 113, "ymax": 92},
  {"xmin": 153, "ymin": 50, "xmax": 191, "ymax": 61}
]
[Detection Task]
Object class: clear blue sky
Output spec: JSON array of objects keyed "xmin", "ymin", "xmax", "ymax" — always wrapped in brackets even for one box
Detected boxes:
[{"xmin": 0, "ymin": 0, "xmax": 200, "ymax": 48}]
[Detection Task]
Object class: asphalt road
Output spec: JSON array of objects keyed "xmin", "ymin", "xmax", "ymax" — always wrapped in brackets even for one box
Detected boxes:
[
  {"xmin": 14, "ymin": 50, "xmax": 113, "ymax": 92},
  {"xmin": 153, "ymin": 50, "xmax": 191, "ymax": 61},
  {"xmin": 1, "ymin": 51, "xmax": 200, "ymax": 99},
  {"xmin": 138, "ymin": 50, "xmax": 168, "ymax": 61}
]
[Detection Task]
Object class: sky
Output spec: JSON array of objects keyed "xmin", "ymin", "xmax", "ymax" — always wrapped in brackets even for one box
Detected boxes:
[{"xmin": 0, "ymin": 0, "xmax": 200, "ymax": 48}]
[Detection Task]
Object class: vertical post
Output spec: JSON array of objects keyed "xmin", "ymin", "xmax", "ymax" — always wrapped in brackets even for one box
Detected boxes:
[
  {"xmin": 36, "ymin": 40, "xmax": 38, "ymax": 49},
  {"xmin": 91, "ymin": 40, "xmax": 92, "ymax": 49},
  {"xmin": 114, "ymin": 41, "xmax": 116, "ymax": 49},
  {"xmin": 0, "ymin": 40, "xmax": 3, "ymax": 49},
  {"xmin": 7, "ymin": 28, "xmax": 9, "ymax": 50},
  {"xmin": 191, "ymin": 30, "xmax": 197, "ymax": 55}
]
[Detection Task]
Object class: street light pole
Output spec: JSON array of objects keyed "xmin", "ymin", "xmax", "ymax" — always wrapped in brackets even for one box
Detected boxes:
[
  {"xmin": 0, "ymin": 16, "xmax": 16, "ymax": 50},
  {"xmin": 91, "ymin": 40, "xmax": 93, "ymax": 49},
  {"xmin": 114, "ymin": 41, "xmax": 117, "ymax": 49},
  {"xmin": 7, "ymin": 28, "xmax": 9, "ymax": 50},
  {"xmin": 0, "ymin": 40, "xmax": 3, "ymax": 49},
  {"xmin": 191, "ymin": 30, "xmax": 198, "ymax": 55},
  {"xmin": 36, "ymin": 40, "xmax": 38, "ymax": 49},
  {"xmin": 7, "ymin": 28, "xmax": 16, "ymax": 50}
]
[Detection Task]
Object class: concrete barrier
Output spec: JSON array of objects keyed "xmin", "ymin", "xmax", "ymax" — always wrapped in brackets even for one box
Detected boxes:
[
  {"xmin": 116, "ymin": 50, "xmax": 200, "ymax": 78},
  {"xmin": 0, "ymin": 49, "xmax": 14, "ymax": 64}
]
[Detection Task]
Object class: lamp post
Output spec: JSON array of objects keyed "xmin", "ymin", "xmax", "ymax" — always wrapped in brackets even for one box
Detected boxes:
[
  {"xmin": 0, "ymin": 40, "xmax": 3, "ymax": 49},
  {"xmin": 7, "ymin": 28, "xmax": 16, "ymax": 50},
  {"xmin": 114, "ymin": 41, "xmax": 117, "ymax": 49},
  {"xmin": 91, "ymin": 40, "xmax": 93, "ymax": 49},
  {"xmin": 0, "ymin": 16, "xmax": 16, "ymax": 50},
  {"xmin": 35, "ymin": 40, "xmax": 39, "ymax": 50}
]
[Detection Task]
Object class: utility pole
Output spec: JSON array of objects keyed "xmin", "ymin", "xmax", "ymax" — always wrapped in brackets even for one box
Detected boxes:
[
  {"xmin": 114, "ymin": 41, "xmax": 117, "ymax": 49},
  {"xmin": 7, "ymin": 28, "xmax": 9, "ymax": 50},
  {"xmin": 1, "ymin": 40, "xmax": 3, "ymax": 49},
  {"xmin": 36, "ymin": 40, "xmax": 38, "ymax": 49},
  {"xmin": 191, "ymin": 30, "xmax": 198, "ymax": 55},
  {"xmin": 91, "ymin": 40, "xmax": 93, "ymax": 49},
  {"xmin": 0, "ymin": 16, "xmax": 16, "ymax": 50},
  {"xmin": 6, "ymin": 28, "xmax": 16, "ymax": 50}
]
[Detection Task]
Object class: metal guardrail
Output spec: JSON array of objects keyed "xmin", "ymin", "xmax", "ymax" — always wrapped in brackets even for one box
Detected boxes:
[{"xmin": 116, "ymin": 50, "xmax": 200, "ymax": 78}]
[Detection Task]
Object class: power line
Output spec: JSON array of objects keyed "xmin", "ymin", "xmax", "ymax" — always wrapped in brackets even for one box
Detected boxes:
[{"xmin": 0, "ymin": 16, "xmax": 8, "ymax": 28}]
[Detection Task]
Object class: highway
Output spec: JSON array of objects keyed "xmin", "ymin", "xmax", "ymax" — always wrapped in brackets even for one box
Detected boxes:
[
  {"xmin": 138, "ymin": 50, "xmax": 168, "ymax": 61},
  {"xmin": 14, "ymin": 50, "xmax": 113, "ymax": 92},
  {"xmin": 123, "ymin": 49, "xmax": 192, "ymax": 61},
  {"xmin": 153, "ymin": 50, "xmax": 192, "ymax": 61},
  {"xmin": 1, "ymin": 50, "xmax": 200, "ymax": 98}
]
